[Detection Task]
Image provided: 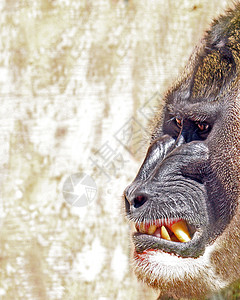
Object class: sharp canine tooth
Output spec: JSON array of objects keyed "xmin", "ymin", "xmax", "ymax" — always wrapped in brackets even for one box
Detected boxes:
[
  {"xmin": 170, "ymin": 220, "xmax": 191, "ymax": 242},
  {"xmin": 139, "ymin": 223, "xmax": 146, "ymax": 233},
  {"xmin": 161, "ymin": 226, "xmax": 171, "ymax": 241},
  {"xmin": 148, "ymin": 224, "xmax": 157, "ymax": 234}
]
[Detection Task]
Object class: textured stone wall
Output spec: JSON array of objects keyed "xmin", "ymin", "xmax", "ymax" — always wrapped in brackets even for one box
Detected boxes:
[{"xmin": 0, "ymin": 1, "xmax": 234, "ymax": 299}]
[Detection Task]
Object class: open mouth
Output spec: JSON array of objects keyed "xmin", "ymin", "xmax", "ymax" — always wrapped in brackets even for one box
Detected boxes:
[
  {"xmin": 135, "ymin": 219, "xmax": 193, "ymax": 243},
  {"xmin": 132, "ymin": 218, "xmax": 203, "ymax": 258}
]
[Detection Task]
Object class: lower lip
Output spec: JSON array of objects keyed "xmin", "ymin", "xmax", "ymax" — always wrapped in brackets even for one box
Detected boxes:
[{"xmin": 132, "ymin": 231, "xmax": 185, "ymax": 258}]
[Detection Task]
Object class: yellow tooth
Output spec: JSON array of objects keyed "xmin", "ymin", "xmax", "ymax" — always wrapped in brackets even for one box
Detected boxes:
[
  {"xmin": 161, "ymin": 226, "xmax": 171, "ymax": 241},
  {"xmin": 139, "ymin": 223, "xmax": 146, "ymax": 233},
  {"xmin": 148, "ymin": 224, "xmax": 157, "ymax": 235},
  {"xmin": 170, "ymin": 220, "xmax": 191, "ymax": 242}
]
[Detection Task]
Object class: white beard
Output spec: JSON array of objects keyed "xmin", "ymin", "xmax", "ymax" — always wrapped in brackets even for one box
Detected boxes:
[{"xmin": 132, "ymin": 242, "xmax": 229, "ymax": 299}]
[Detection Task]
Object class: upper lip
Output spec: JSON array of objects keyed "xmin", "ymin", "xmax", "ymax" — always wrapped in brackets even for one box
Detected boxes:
[{"xmin": 132, "ymin": 218, "xmax": 206, "ymax": 258}]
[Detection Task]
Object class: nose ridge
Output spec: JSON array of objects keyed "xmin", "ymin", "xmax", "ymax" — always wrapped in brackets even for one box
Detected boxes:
[{"xmin": 124, "ymin": 184, "xmax": 149, "ymax": 212}]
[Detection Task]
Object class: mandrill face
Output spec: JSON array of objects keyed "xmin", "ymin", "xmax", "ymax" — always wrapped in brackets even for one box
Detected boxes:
[{"xmin": 123, "ymin": 6, "xmax": 240, "ymax": 300}]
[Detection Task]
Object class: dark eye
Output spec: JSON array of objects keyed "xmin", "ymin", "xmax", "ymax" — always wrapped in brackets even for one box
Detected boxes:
[
  {"xmin": 196, "ymin": 122, "xmax": 210, "ymax": 133},
  {"xmin": 175, "ymin": 117, "xmax": 182, "ymax": 128}
]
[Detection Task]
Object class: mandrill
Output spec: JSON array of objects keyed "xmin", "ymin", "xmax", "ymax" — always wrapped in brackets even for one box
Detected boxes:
[{"xmin": 124, "ymin": 4, "xmax": 240, "ymax": 300}]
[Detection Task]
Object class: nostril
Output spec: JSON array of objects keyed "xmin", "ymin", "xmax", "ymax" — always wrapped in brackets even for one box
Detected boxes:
[
  {"xmin": 133, "ymin": 194, "xmax": 148, "ymax": 209},
  {"xmin": 124, "ymin": 185, "xmax": 149, "ymax": 212}
]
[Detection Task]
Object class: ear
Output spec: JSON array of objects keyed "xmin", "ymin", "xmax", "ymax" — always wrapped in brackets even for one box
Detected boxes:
[
  {"xmin": 190, "ymin": 11, "xmax": 239, "ymax": 99},
  {"xmin": 206, "ymin": 9, "xmax": 239, "ymax": 66}
]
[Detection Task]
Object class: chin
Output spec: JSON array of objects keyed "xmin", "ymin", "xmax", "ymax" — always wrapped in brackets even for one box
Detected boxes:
[{"xmin": 132, "ymin": 243, "xmax": 227, "ymax": 299}]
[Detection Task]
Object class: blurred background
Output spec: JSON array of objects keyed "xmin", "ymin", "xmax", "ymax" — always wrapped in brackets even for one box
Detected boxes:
[{"xmin": 0, "ymin": 0, "xmax": 238, "ymax": 299}]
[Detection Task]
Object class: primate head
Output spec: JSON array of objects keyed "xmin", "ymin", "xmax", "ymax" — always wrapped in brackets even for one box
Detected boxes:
[{"xmin": 124, "ymin": 5, "xmax": 240, "ymax": 300}]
